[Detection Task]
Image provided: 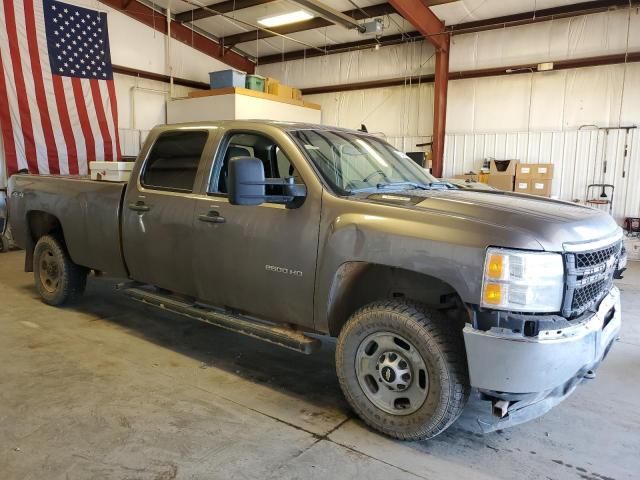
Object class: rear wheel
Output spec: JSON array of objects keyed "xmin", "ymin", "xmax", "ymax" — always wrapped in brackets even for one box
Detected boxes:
[
  {"xmin": 336, "ymin": 300, "xmax": 470, "ymax": 440},
  {"xmin": 33, "ymin": 235, "xmax": 88, "ymax": 305},
  {"xmin": 0, "ymin": 235, "xmax": 9, "ymax": 253}
]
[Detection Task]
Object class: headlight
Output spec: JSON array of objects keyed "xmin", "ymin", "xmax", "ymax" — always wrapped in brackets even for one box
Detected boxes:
[{"xmin": 481, "ymin": 248, "xmax": 564, "ymax": 312}]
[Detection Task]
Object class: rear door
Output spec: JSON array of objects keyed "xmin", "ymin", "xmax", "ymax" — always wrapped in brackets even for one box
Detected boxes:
[
  {"xmin": 122, "ymin": 128, "xmax": 216, "ymax": 296},
  {"xmin": 191, "ymin": 128, "xmax": 321, "ymax": 329}
]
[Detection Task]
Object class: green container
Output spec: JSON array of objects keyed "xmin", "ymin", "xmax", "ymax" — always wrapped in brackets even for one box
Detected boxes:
[{"xmin": 245, "ymin": 74, "xmax": 265, "ymax": 92}]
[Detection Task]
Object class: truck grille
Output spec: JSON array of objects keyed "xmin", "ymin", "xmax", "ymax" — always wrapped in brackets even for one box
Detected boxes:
[
  {"xmin": 563, "ymin": 239, "xmax": 621, "ymax": 318},
  {"xmin": 574, "ymin": 244, "xmax": 620, "ymax": 269}
]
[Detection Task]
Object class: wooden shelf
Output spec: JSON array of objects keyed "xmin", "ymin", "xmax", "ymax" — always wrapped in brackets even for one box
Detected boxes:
[{"xmin": 186, "ymin": 87, "xmax": 321, "ymax": 111}]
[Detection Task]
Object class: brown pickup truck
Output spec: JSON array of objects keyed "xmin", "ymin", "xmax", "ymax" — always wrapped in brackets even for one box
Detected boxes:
[{"xmin": 7, "ymin": 121, "xmax": 625, "ymax": 440}]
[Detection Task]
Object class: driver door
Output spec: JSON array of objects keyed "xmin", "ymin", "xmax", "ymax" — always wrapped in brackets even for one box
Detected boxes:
[{"xmin": 191, "ymin": 130, "xmax": 321, "ymax": 329}]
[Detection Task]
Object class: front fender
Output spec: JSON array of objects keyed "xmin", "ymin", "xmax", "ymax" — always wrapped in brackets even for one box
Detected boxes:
[{"xmin": 314, "ymin": 192, "xmax": 543, "ymax": 333}]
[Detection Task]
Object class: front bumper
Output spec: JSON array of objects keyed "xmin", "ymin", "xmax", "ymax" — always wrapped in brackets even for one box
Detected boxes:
[{"xmin": 462, "ymin": 286, "xmax": 620, "ymax": 431}]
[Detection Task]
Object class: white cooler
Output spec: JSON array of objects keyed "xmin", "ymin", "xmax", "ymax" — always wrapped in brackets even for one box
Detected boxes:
[{"xmin": 89, "ymin": 161, "xmax": 134, "ymax": 182}]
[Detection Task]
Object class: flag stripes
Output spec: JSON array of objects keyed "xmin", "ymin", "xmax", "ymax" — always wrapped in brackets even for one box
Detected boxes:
[{"xmin": 0, "ymin": 0, "xmax": 120, "ymax": 178}]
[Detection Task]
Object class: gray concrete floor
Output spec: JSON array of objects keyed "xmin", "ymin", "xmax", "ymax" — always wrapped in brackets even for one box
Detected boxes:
[{"xmin": 0, "ymin": 250, "xmax": 639, "ymax": 480}]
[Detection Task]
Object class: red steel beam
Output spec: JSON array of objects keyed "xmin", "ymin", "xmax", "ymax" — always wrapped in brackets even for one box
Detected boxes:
[
  {"xmin": 432, "ymin": 34, "xmax": 449, "ymax": 178},
  {"xmin": 388, "ymin": 0, "xmax": 448, "ymax": 52},
  {"xmin": 389, "ymin": 0, "xmax": 448, "ymax": 176},
  {"xmin": 99, "ymin": 0, "xmax": 255, "ymax": 73}
]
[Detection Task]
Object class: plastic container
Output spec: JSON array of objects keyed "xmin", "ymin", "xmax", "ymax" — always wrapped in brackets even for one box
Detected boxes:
[
  {"xmin": 209, "ymin": 69, "xmax": 246, "ymax": 89},
  {"xmin": 90, "ymin": 161, "xmax": 134, "ymax": 182},
  {"xmin": 245, "ymin": 74, "xmax": 265, "ymax": 92}
]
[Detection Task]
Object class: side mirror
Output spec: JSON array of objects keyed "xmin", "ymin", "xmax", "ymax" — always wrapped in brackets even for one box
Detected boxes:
[
  {"xmin": 228, "ymin": 156, "xmax": 307, "ymax": 207},
  {"xmin": 228, "ymin": 156, "xmax": 266, "ymax": 206}
]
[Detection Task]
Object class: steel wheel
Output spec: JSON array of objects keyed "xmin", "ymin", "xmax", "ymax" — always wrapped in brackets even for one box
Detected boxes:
[
  {"xmin": 355, "ymin": 331, "xmax": 429, "ymax": 415},
  {"xmin": 38, "ymin": 248, "xmax": 61, "ymax": 293}
]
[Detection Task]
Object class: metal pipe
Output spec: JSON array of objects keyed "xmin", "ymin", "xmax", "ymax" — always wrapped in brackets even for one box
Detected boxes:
[
  {"xmin": 167, "ymin": 5, "xmax": 174, "ymax": 99},
  {"xmin": 292, "ymin": 0, "xmax": 366, "ymax": 32}
]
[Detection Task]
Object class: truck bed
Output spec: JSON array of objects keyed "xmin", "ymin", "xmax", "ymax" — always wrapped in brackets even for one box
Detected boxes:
[{"xmin": 8, "ymin": 175, "xmax": 128, "ymax": 276}]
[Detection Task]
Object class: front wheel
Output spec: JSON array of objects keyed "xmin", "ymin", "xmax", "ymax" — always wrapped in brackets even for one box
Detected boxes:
[
  {"xmin": 336, "ymin": 300, "xmax": 470, "ymax": 440},
  {"xmin": 33, "ymin": 235, "xmax": 88, "ymax": 305}
]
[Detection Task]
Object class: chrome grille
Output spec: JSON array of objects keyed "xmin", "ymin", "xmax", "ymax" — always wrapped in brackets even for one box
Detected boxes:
[
  {"xmin": 574, "ymin": 244, "xmax": 620, "ymax": 269},
  {"xmin": 563, "ymin": 239, "xmax": 621, "ymax": 318}
]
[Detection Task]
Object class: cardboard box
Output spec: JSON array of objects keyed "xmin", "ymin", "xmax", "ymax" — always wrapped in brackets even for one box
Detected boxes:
[
  {"xmin": 488, "ymin": 175, "xmax": 515, "ymax": 192},
  {"xmin": 532, "ymin": 163, "xmax": 554, "ymax": 179},
  {"xmin": 265, "ymin": 77, "xmax": 279, "ymax": 92},
  {"xmin": 454, "ymin": 173, "xmax": 480, "ymax": 182},
  {"xmin": 516, "ymin": 164, "xmax": 534, "ymax": 179},
  {"xmin": 514, "ymin": 179, "xmax": 530, "ymax": 193},
  {"xmin": 624, "ymin": 236, "xmax": 640, "ymax": 261},
  {"xmin": 489, "ymin": 159, "xmax": 519, "ymax": 176},
  {"xmin": 529, "ymin": 179, "xmax": 552, "ymax": 197},
  {"xmin": 267, "ymin": 80, "xmax": 293, "ymax": 99}
]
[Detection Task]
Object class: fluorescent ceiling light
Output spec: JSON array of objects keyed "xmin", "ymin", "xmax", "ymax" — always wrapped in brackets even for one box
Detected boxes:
[{"xmin": 257, "ymin": 10, "xmax": 313, "ymax": 28}]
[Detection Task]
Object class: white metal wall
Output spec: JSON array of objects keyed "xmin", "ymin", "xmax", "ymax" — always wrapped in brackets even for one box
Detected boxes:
[{"xmin": 442, "ymin": 128, "xmax": 640, "ymax": 221}]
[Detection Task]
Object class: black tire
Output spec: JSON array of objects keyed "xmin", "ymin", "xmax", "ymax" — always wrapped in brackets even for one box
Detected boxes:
[
  {"xmin": 0, "ymin": 235, "xmax": 9, "ymax": 253},
  {"xmin": 33, "ymin": 235, "xmax": 88, "ymax": 306},
  {"xmin": 336, "ymin": 300, "xmax": 470, "ymax": 441}
]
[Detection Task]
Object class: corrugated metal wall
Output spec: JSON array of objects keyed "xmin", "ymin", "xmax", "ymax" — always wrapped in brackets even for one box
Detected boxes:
[{"xmin": 443, "ymin": 128, "xmax": 640, "ymax": 222}]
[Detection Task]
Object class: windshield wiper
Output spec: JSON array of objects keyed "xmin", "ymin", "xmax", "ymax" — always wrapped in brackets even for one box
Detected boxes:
[
  {"xmin": 375, "ymin": 182, "xmax": 430, "ymax": 191},
  {"xmin": 425, "ymin": 181, "xmax": 456, "ymax": 189}
]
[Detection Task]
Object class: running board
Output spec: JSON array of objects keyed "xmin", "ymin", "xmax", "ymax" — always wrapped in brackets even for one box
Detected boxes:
[{"xmin": 122, "ymin": 287, "xmax": 321, "ymax": 355}]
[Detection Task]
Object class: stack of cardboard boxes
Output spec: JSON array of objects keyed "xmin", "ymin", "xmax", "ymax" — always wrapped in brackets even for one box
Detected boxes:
[
  {"xmin": 487, "ymin": 160, "xmax": 518, "ymax": 191},
  {"xmin": 266, "ymin": 77, "xmax": 303, "ymax": 101},
  {"xmin": 514, "ymin": 164, "xmax": 554, "ymax": 197}
]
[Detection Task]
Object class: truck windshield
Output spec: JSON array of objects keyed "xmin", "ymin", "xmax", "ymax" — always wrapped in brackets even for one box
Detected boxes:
[{"xmin": 291, "ymin": 130, "xmax": 440, "ymax": 195}]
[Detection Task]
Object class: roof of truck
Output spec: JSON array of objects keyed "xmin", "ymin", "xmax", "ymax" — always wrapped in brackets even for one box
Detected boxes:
[{"xmin": 156, "ymin": 120, "xmax": 368, "ymax": 135}]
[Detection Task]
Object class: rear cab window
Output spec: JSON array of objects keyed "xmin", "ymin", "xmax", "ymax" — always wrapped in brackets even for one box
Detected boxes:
[{"xmin": 141, "ymin": 130, "xmax": 209, "ymax": 193}]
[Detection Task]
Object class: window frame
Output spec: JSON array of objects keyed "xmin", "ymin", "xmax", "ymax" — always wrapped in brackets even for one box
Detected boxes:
[
  {"xmin": 139, "ymin": 129, "xmax": 210, "ymax": 194},
  {"xmin": 207, "ymin": 130, "xmax": 305, "ymax": 199}
]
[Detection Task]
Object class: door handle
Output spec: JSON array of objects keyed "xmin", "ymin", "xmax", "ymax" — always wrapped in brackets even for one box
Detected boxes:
[
  {"xmin": 198, "ymin": 211, "xmax": 225, "ymax": 224},
  {"xmin": 128, "ymin": 202, "xmax": 150, "ymax": 212}
]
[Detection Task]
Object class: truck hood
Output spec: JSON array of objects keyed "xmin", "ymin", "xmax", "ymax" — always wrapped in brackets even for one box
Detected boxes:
[{"xmin": 354, "ymin": 189, "xmax": 620, "ymax": 251}]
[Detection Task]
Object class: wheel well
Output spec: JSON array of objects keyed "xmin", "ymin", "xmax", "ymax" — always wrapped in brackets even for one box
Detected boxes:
[
  {"xmin": 327, "ymin": 262, "xmax": 466, "ymax": 337},
  {"xmin": 24, "ymin": 211, "xmax": 64, "ymax": 272}
]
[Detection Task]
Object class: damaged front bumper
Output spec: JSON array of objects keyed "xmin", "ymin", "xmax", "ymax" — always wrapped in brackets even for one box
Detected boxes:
[{"xmin": 463, "ymin": 285, "xmax": 621, "ymax": 432}]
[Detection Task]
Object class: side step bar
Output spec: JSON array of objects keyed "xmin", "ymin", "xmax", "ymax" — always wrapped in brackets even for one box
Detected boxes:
[{"xmin": 122, "ymin": 287, "xmax": 321, "ymax": 355}]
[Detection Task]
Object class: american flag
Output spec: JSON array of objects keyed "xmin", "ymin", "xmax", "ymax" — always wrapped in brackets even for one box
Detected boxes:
[{"xmin": 0, "ymin": 0, "xmax": 121, "ymax": 178}]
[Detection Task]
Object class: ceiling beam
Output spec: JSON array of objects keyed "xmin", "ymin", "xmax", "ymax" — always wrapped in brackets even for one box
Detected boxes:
[
  {"xmin": 175, "ymin": 0, "xmax": 276, "ymax": 24},
  {"xmin": 300, "ymin": 52, "xmax": 640, "ymax": 95},
  {"xmin": 388, "ymin": 0, "xmax": 447, "ymax": 51},
  {"xmin": 294, "ymin": 0, "xmax": 368, "ymax": 32},
  {"xmin": 221, "ymin": 2, "xmax": 396, "ymax": 46},
  {"xmin": 448, "ymin": 0, "xmax": 637, "ymax": 34},
  {"xmin": 259, "ymin": 31, "xmax": 422, "ymax": 63},
  {"xmin": 100, "ymin": 0, "xmax": 255, "ymax": 73},
  {"xmin": 258, "ymin": 0, "xmax": 637, "ymax": 64}
]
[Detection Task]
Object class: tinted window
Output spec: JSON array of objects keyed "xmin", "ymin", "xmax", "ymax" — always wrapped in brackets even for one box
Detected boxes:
[
  {"xmin": 142, "ymin": 131, "xmax": 208, "ymax": 192},
  {"xmin": 210, "ymin": 132, "xmax": 299, "ymax": 197}
]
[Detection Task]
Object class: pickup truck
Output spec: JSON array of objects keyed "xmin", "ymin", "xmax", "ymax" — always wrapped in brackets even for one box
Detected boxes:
[{"xmin": 7, "ymin": 121, "xmax": 625, "ymax": 440}]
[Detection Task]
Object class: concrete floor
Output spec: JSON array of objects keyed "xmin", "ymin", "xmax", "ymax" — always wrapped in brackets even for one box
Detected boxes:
[{"xmin": 1, "ymin": 250, "xmax": 639, "ymax": 480}]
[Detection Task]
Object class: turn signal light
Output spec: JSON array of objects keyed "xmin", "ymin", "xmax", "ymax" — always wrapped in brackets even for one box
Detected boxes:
[
  {"xmin": 486, "ymin": 253, "xmax": 505, "ymax": 279},
  {"xmin": 483, "ymin": 283, "xmax": 503, "ymax": 305}
]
